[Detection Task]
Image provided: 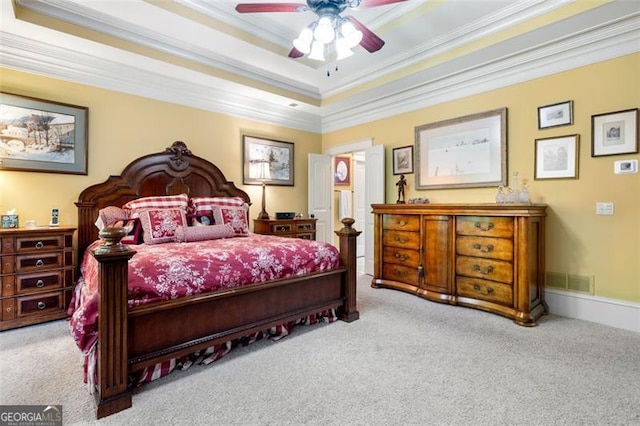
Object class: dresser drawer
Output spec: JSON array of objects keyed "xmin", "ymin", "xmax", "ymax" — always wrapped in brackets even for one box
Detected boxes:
[
  {"xmin": 15, "ymin": 235, "xmax": 66, "ymax": 253},
  {"xmin": 456, "ymin": 276, "xmax": 513, "ymax": 306},
  {"xmin": 296, "ymin": 233, "xmax": 314, "ymax": 240},
  {"xmin": 456, "ymin": 256, "xmax": 513, "ymax": 284},
  {"xmin": 456, "ymin": 217, "xmax": 513, "ymax": 238},
  {"xmin": 383, "ymin": 214, "xmax": 420, "ymax": 232},
  {"xmin": 456, "ymin": 236, "xmax": 513, "ymax": 261},
  {"xmin": 383, "ymin": 246, "xmax": 420, "ymax": 268},
  {"xmin": 382, "ymin": 263, "xmax": 420, "ymax": 287},
  {"xmin": 13, "ymin": 252, "xmax": 64, "ymax": 274},
  {"xmin": 16, "ymin": 271, "xmax": 64, "ymax": 294},
  {"xmin": 17, "ymin": 292, "xmax": 64, "ymax": 317},
  {"xmin": 296, "ymin": 222, "xmax": 315, "ymax": 232},
  {"xmin": 270, "ymin": 223, "xmax": 292, "ymax": 234},
  {"xmin": 382, "ymin": 230, "xmax": 420, "ymax": 249}
]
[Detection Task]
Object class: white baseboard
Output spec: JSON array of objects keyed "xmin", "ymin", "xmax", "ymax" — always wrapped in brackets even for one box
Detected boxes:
[{"xmin": 545, "ymin": 290, "xmax": 640, "ymax": 333}]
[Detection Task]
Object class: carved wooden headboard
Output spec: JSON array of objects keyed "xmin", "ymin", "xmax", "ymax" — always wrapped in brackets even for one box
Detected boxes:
[{"xmin": 75, "ymin": 141, "xmax": 250, "ymax": 261}]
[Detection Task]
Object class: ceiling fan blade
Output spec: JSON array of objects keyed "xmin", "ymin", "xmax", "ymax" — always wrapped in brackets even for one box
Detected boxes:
[
  {"xmin": 345, "ymin": 16, "xmax": 385, "ymax": 53},
  {"xmin": 235, "ymin": 3, "xmax": 307, "ymax": 13},
  {"xmin": 288, "ymin": 47, "xmax": 304, "ymax": 58},
  {"xmin": 357, "ymin": 0, "xmax": 408, "ymax": 8}
]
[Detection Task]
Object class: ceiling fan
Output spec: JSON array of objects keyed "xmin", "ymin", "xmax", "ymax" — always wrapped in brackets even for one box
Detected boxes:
[{"xmin": 235, "ymin": 0, "xmax": 408, "ymax": 61}]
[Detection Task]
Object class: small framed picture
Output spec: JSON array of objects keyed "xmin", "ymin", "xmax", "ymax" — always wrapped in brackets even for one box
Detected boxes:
[
  {"xmin": 534, "ymin": 134, "xmax": 579, "ymax": 180},
  {"xmin": 334, "ymin": 156, "xmax": 350, "ymax": 185},
  {"xmin": 591, "ymin": 108, "xmax": 638, "ymax": 157},
  {"xmin": 392, "ymin": 145, "xmax": 414, "ymax": 175},
  {"xmin": 538, "ymin": 100, "xmax": 573, "ymax": 129}
]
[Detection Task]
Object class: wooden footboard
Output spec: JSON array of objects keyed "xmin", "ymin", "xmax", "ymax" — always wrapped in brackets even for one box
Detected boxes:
[{"xmin": 91, "ymin": 219, "xmax": 360, "ymax": 419}]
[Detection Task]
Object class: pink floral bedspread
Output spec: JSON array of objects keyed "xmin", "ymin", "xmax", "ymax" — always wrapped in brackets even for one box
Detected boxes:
[{"xmin": 69, "ymin": 234, "xmax": 340, "ymax": 354}]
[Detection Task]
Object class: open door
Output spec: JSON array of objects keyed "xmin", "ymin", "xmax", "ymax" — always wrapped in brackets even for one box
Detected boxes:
[
  {"xmin": 308, "ymin": 153, "xmax": 332, "ymax": 243},
  {"xmin": 364, "ymin": 144, "xmax": 385, "ymax": 275}
]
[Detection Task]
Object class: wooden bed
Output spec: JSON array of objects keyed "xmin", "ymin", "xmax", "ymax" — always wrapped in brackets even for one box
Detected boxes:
[{"xmin": 74, "ymin": 141, "xmax": 360, "ymax": 418}]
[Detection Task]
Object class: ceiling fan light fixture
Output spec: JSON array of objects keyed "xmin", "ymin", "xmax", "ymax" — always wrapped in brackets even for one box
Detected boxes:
[
  {"xmin": 293, "ymin": 27, "xmax": 313, "ymax": 54},
  {"xmin": 335, "ymin": 36, "xmax": 353, "ymax": 60},
  {"xmin": 313, "ymin": 16, "xmax": 335, "ymax": 44},
  {"xmin": 340, "ymin": 20, "xmax": 362, "ymax": 48},
  {"xmin": 308, "ymin": 41, "xmax": 325, "ymax": 61}
]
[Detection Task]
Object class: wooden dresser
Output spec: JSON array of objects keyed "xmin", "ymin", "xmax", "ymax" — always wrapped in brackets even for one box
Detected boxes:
[
  {"xmin": 372, "ymin": 204, "xmax": 547, "ymax": 326},
  {"xmin": 0, "ymin": 226, "xmax": 76, "ymax": 331},
  {"xmin": 253, "ymin": 218, "xmax": 317, "ymax": 240}
]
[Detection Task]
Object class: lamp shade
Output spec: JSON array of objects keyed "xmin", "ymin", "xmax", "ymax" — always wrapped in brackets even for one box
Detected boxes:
[
  {"xmin": 308, "ymin": 40, "xmax": 325, "ymax": 60},
  {"xmin": 313, "ymin": 16, "xmax": 335, "ymax": 44},
  {"xmin": 340, "ymin": 20, "xmax": 363, "ymax": 48},
  {"xmin": 335, "ymin": 36, "xmax": 353, "ymax": 60},
  {"xmin": 293, "ymin": 27, "xmax": 313, "ymax": 54}
]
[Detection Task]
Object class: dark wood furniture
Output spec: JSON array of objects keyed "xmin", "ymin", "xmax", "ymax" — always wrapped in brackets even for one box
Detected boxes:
[
  {"xmin": 75, "ymin": 141, "xmax": 360, "ymax": 419},
  {"xmin": 372, "ymin": 203, "xmax": 547, "ymax": 326},
  {"xmin": 0, "ymin": 226, "xmax": 75, "ymax": 331},
  {"xmin": 253, "ymin": 218, "xmax": 317, "ymax": 240}
]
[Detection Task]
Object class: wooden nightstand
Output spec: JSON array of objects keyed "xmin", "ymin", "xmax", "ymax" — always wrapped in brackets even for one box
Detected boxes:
[
  {"xmin": 253, "ymin": 218, "xmax": 317, "ymax": 240},
  {"xmin": 0, "ymin": 226, "xmax": 76, "ymax": 331}
]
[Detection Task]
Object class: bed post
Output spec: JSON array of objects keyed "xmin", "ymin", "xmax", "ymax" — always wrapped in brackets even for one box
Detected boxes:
[
  {"xmin": 91, "ymin": 228, "xmax": 136, "ymax": 419},
  {"xmin": 336, "ymin": 218, "xmax": 361, "ymax": 322}
]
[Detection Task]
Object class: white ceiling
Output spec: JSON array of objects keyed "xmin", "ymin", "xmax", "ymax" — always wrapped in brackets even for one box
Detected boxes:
[{"xmin": 1, "ymin": 0, "xmax": 639, "ymax": 133}]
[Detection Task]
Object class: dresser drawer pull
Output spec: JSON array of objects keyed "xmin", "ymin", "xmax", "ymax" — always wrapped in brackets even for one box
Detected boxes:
[
  {"xmin": 6, "ymin": 307, "xmax": 11, "ymax": 313},
  {"xmin": 472, "ymin": 264, "xmax": 494, "ymax": 275},
  {"xmin": 473, "ymin": 283, "xmax": 494, "ymax": 295},
  {"xmin": 37, "ymin": 301, "xmax": 46, "ymax": 310},
  {"xmin": 36, "ymin": 259, "xmax": 45, "ymax": 267},
  {"xmin": 473, "ymin": 243, "xmax": 494, "ymax": 253},
  {"xmin": 394, "ymin": 252, "xmax": 408, "ymax": 261},
  {"xmin": 394, "ymin": 237, "xmax": 409, "ymax": 244},
  {"xmin": 396, "ymin": 220, "xmax": 407, "ymax": 227},
  {"xmin": 36, "ymin": 279, "xmax": 45, "ymax": 288},
  {"xmin": 474, "ymin": 222, "xmax": 494, "ymax": 232},
  {"xmin": 393, "ymin": 268, "xmax": 408, "ymax": 276},
  {"xmin": 35, "ymin": 241, "xmax": 44, "ymax": 249}
]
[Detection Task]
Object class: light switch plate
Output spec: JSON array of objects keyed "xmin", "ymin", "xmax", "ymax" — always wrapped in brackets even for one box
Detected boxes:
[{"xmin": 596, "ymin": 202, "xmax": 614, "ymax": 215}]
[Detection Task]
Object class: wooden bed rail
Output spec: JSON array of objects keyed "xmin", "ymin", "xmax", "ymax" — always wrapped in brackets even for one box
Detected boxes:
[{"xmin": 91, "ymin": 218, "xmax": 360, "ymax": 418}]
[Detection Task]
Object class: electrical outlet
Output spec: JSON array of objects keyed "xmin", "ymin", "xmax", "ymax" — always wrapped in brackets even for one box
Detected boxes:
[{"xmin": 596, "ymin": 202, "xmax": 614, "ymax": 215}]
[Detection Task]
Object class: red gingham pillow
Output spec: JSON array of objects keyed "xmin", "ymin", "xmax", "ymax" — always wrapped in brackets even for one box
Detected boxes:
[
  {"xmin": 138, "ymin": 208, "xmax": 187, "ymax": 245},
  {"xmin": 123, "ymin": 194, "xmax": 189, "ymax": 218},
  {"xmin": 190, "ymin": 196, "xmax": 246, "ymax": 212},
  {"xmin": 212, "ymin": 204, "xmax": 249, "ymax": 236}
]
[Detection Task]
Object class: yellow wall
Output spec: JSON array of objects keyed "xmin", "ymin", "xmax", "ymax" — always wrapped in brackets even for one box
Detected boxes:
[
  {"xmin": 323, "ymin": 53, "xmax": 640, "ymax": 303},
  {"xmin": 0, "ymin": 68, "xmax": 321, "ymax": 229}
]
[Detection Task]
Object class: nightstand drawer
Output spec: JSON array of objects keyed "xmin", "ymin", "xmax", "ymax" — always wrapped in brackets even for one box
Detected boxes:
[
  {"xmin": 16, "ymin": 271, "xmax": 64, "ymax": 294},
  {"xmin": 12, "ymin": 252, "xmax": 64, "ymax": 273},
  {"xmin": 296, "ymin": 222, "xmax": 315, "ymax": 232},
  {"xmin": 271, "ymin": 224, "xmax": 292, "ymax": 234},
  {"xmin": 15, "ymin": 235, "xmax": 66, "ymax": 253},
  {"xmin": 17, "ymin": 292, "xmax": 64, "ymax": 317}
]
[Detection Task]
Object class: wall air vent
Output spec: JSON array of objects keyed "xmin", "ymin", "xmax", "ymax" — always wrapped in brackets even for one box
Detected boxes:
[
  {"xmin": 567, "ymin": 274, "xmax": 595, "ymax": 295},
  {"xmin": 546, "ymin": 271, "xmax": 567, "ymax": 289}
]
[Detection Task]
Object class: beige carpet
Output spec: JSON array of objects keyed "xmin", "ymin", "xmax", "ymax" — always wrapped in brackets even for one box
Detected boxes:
[{"xmin": 1, "ymin": 267, "xmax": 639, "ymax": 425}]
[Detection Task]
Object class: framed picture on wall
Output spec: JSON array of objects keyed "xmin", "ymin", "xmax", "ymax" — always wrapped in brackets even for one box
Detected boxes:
[
  {"xmin": 591, "ymin": 108, "xmax": 638, "ymax": 157},
  {"xmin": 534, "ymin": 134, "xmax": 579, "ymax": 180},
  {"xmin": 0, "ymin": 92, "xmax": 88, "ymax": 174},
  {"xmin": 392, "ymin": 145, "xmax": 414, "ymax": 175},
  {"xmin": 538, "ymin": 100, "xmax": 573, "ymax": 129},
  {"xmin": 242, "ymin": 135, "xmax": 294, "ymax": 186},
  {"xmin": 334, "ymin": 156, "xmax": 350, "ymax": 185}
]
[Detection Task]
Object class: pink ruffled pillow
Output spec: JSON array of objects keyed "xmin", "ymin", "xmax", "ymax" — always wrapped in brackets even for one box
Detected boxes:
[{"xmin": 174, "ymin": 224, "xmax": 236, "ymax": 243}]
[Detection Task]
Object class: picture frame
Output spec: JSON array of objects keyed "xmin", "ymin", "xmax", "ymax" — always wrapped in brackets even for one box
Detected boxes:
[
  {"xmin": 591, "ymin": 108, "xmax": 638, "ymax": 157},
  {"xmin": 534, "ymin": 134, "xmax": 579, "ymax": 180},
  {"xmin": 0, "ymin": 92, "xmax": 88, "ymax": 174},
  {"xmin": 334, "ymin": 156, "xmax": 351, "ymax": 185},
  {"xmin": 242, "ymin": 135, "xmax": 294, "ymax": 186},
  {"xmin": 538, "ymin": 100, "xmax": 573, "ymax": 129},
  {"xmin": 392, "ymin": 145, "xmax": 414, "ymax": 175},
  {"xmin": 415, "ymin": 108, "xmax": 507, "ymax": 190}
]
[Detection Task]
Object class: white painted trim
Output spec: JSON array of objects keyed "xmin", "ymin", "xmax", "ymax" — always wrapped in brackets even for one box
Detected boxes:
[
  {"xmin": 546, "ymin": 289, "xmax": 640, "ymax": 333},
  {"xmin": 324, "ymin": 139, "xmax": 373, "ymax": 156}
]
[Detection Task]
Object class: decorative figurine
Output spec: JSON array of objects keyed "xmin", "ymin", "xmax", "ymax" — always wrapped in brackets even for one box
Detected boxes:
[{"xmin": 396, "ymin": 174, "xmax": 407, "ymax": 204}]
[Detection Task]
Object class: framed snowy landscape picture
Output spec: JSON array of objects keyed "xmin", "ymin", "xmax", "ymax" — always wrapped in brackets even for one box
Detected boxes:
[{"xmin": 0, "ymin": 92, "xmax": 88, "ymax": 174}]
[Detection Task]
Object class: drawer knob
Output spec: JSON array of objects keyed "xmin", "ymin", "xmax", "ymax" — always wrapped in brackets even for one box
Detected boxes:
[
  {"xmin": 36, "ymin": 259, "xmax": 45, "ymax": 267},
  {"xmin": 5, "ymin": 307, "xmax": 11, "ymax": 313},
  {"xmin": 36, "ymin": 279, "xmax": 45, "ymax": 288},
  {"xmin": 474, "ymin": 222, "xmax": 494, "ymax": 232},
  {"xmin": 35, "ymin": 241, "xmax": 44, "ymax": 249},
  {"xmin": 473, "ymin": 264, "xmax": 494, "ymax": 275},
  {"xmin": 473, "ymin": 283, "xmax": 494, "ymax": 295},
  {"xmin": 393, "ymin": 268, "xmax": 408, "ymax": 276},
  {"xmin": 394, "ymin": 252, "xmax": 408, "ymax": 261},
  {"xmin": 394, "ymin": 237, "xmax": 409, "ymax": 244},
  {"xmin": 397, "ymin": 220, "xmax": 407, "ymax": 227},
  {"xmin": 37, "ymin": 301, "xmax": 46, "ymax": 310},
  {"xmin": 473, "ymin": 243, "xmax": 494, "ymax": 253}
]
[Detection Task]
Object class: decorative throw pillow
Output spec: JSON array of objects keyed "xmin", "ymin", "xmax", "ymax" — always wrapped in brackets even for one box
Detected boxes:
[
  {"xmin": 138, "ymin": 208, "xmax": 188, "ymax": 245},
  {"xmin": 112, "ymin": 218, "xmax": 142, "ymax": 245},
  {"xmin": 211, "ymin": 204, "xmax": 249, "ymax": 236},
  {"xmin": 174, "ymin": 224, "xmax": 236, "ymax": 243},
  {"xmin": 95, "ymin": 206, "xmax": 129, "ymax": 230},
  {"xmin": 190, "ymin": 196, "xmax": 246, "ymax": 212},
  {"xmin": 123, "ymin": 194, "xmax": 189, "ymax": 218},
  {"xmin": 186, "ymin": 210, "xmax": 214, "ymax": 227}
]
